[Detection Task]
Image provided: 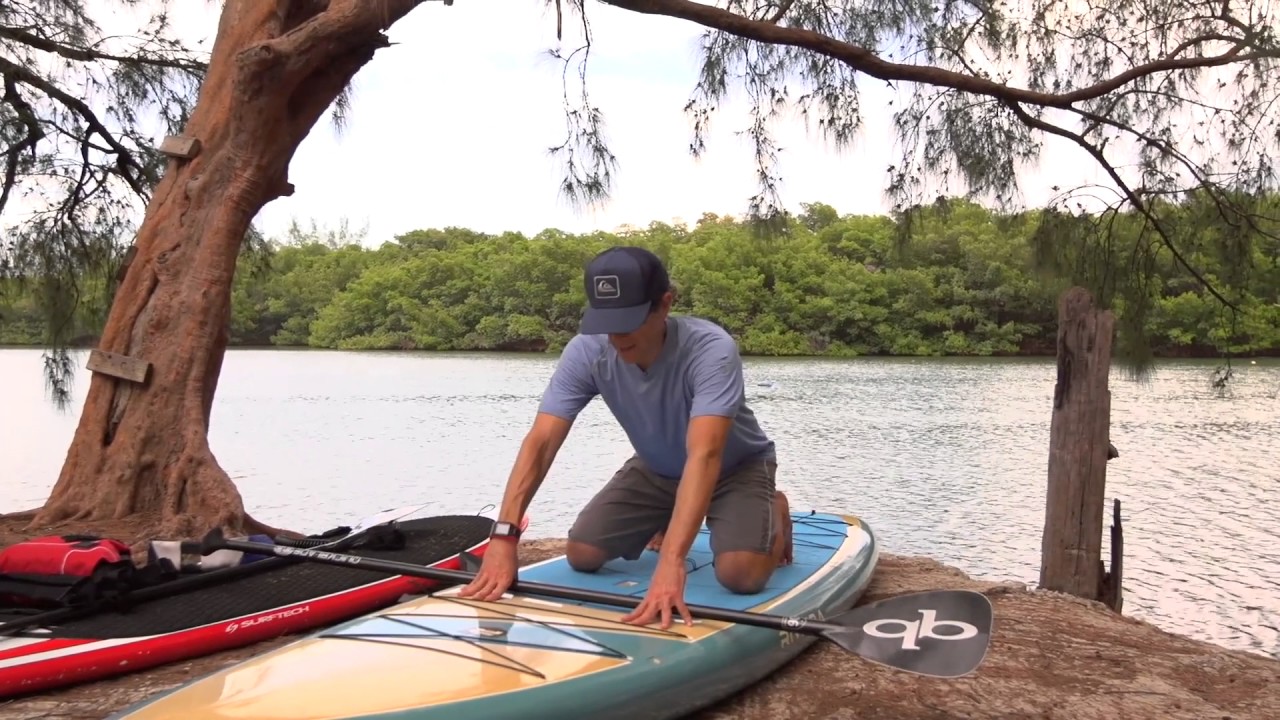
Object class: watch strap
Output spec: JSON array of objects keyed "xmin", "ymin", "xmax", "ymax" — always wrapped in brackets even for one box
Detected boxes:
[{"xmin": 491, "ymin": 520, "xmax": 522, "ymax": 539}]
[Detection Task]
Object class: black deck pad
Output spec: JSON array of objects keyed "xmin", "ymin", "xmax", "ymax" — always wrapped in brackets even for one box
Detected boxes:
[{"xmin": 0, "ymin": 515, "xmax": 492, "ymax": 639}]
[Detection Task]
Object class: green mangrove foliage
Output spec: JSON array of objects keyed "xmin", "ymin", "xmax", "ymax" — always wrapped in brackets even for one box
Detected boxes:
[{"xmin": 2, "ymin": 199, "xmax": 1278, "ymax": 358}]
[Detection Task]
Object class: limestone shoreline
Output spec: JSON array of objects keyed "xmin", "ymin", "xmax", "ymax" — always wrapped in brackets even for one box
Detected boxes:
[{"xmin": 0, "ymin": 538, "xmax": 1276, "ymax": 720}]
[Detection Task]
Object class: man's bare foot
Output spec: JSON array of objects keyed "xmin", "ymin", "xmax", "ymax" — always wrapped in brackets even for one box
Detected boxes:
[
  {"xmin": 646, "ymin": 530, "xmax": 664, "ymax": 552},
  {"xmin": 775, "ymin": 490, "xmax": 793, "ymax": 566}
]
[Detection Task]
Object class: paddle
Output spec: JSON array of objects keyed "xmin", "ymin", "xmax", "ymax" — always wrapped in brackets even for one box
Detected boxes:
[
  {"xmin": 195, "ymin": 529, "xmax": 995, "ymax": 678},
  {"xmin": 0, "ymin": 503, "xmax": 426, "ymax": 638}
]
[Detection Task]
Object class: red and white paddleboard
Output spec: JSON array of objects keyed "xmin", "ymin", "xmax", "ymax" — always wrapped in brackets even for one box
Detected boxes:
[{"xmin": 0, "ymin": 513, "xmax": 517, "ymax": 698}]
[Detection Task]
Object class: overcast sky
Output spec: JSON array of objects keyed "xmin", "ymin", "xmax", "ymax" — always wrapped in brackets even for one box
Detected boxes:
[{"xmin": 93, "ymin": 1, "xmax": 1116, "ymax": 246}]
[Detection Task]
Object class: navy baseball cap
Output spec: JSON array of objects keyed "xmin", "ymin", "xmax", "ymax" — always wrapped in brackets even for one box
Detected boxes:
[{"xmin": 580, "ymin": 246, "xmax": 670, "ymax": 335}]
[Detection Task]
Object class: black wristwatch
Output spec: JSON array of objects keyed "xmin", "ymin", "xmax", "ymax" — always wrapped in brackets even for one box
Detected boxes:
[{"xmin": 491, "ymin": 521, "xmax": 522, "ymax": 540}]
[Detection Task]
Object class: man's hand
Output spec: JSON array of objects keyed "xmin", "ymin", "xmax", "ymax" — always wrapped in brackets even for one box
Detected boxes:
[
  {"xmin": 621, "ymin": 558, "xmax": 691, "ymax": 629},
  {"xmin": 457, "ymin": 539, "xmax": 518, "ymax": 601}
]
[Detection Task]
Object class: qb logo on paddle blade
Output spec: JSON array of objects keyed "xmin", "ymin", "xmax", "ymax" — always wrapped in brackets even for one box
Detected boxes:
[
  {"xmin": 863, "ymin": 609, "xmax": 979, "ymax": 650},
  {"xmin": 830, "ymin": 589, "xmax": 993, "ymax": 678}
]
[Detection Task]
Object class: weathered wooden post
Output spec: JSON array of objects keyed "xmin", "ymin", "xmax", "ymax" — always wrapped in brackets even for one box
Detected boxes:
[{"xmin": 1038, "ymin": 286, "xmax": 1124, "ymax": 611}]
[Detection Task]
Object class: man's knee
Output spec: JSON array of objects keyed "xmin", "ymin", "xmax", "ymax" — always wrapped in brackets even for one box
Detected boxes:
[
  {"xmin": 713, "ymin": 551, "xmax": 775, "ymax": 594},
  {"xmin": 565, "ymin": 540, "xmax": 609, "ymax": 573},
  {"xmin": 709, "ymin": 482, "xmax": 792, "ymax": 594}
]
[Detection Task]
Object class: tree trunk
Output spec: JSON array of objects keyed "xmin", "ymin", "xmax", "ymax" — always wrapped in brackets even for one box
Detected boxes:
[
  {"xmin": 30, "ymin": 0, "xmax": 430, "ymax": 541},
  {"xmin": 1038, "ymin": 286, "xmax": 1117, "ymax": 603}
]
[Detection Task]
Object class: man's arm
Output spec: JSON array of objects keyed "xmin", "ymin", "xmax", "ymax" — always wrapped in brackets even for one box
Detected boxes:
[
  {"xmin": 657, "ymin": 339, "xmax": 745, "ymax": 566},
  {"xmin": 658, "ymin": 414, "xmax": 733, "ymax": 567},
  {"xmin": 496, "ymin": 335, "xmax": 599, "ymax": 525},
  {"xmin": 495, "ymin": 412, "xmax": 573, "ymax": 526}
]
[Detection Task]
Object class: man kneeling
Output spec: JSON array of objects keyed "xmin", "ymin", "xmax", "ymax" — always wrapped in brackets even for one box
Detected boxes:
[{"xmin": 459, "ymin": 246, "xmax": 792, "ymax": 629}]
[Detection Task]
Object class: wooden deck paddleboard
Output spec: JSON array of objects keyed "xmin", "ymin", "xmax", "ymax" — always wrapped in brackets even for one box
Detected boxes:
[{"xmin": 109, "ymin": 510, "xmax": 878, "ymax": 720}]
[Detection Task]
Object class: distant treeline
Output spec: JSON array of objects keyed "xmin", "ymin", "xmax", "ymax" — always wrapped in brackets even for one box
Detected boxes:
[{"xmin": 2, "ymin": 199, "xmax": 1278, "ymax": 357}]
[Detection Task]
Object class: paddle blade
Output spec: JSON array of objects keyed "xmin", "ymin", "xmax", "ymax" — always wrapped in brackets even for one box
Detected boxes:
[{"xmin": 824, "ymin": 590, "xmax": 994, "ymax": 678}]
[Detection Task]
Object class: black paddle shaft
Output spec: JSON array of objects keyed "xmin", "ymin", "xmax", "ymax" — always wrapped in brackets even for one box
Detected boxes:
[{"xmin": 202, "ymin": 530, "xmax": 842, "ymax": 633}]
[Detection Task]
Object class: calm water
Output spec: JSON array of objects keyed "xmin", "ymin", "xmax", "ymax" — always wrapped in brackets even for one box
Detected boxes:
[{"xmin": 1, "ymin": 348, "xmax": 1277, "ymax": 659}]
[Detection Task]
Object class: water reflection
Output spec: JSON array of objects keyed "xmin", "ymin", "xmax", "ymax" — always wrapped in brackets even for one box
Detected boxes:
[{"xmin": 1, "ymin": 348, "xmax": 1276, "ymax": 658}]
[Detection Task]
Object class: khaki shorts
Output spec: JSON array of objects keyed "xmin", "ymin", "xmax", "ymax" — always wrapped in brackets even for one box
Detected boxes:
[{"xmin": 567, "ymin": 454, "xmax": 778, "ymax": 561}]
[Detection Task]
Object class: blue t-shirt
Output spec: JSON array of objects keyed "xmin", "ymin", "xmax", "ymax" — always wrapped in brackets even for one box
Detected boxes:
[{"xmin": 537, "ymin": 315, "xmax": 775, "ymax": 480}]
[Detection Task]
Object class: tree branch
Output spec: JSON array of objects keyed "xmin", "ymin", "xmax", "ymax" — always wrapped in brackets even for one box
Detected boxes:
[
  {"xmin": 240, "ymin": 0, "xmax": 432, "ymax": 87},
  {"xmin": 1071, "ymin": 102, "xmax": 1273, "ymax": 239},
  {"xmin": 1002, "ymin": 99, "xmax": 1238, "ymax": 311},
  {"xmin": 0, "ymin": 26, "xmax": 206, "ymax": 72},
  {"xmin": 0, "ymin": 55, "xmax": 150, "ymax": 200},
  {"xmin": 764, "ymin": 0, "xmax": 793, "ymax": 24},
  {"xmin": 601, "ymin": 0, "xmax": 1276, "ymax": 108},
  {"xmin": 0, "ymin": 75, "xmax": 43, "ymax": 212}
]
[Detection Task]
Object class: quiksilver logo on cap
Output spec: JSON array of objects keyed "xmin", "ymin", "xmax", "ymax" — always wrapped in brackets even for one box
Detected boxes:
[{"xmin": 593, "ymin": 275, "xmax": 620, "ymax": 299}]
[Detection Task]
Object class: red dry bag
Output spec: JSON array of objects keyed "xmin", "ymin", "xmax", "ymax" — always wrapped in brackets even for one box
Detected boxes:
[{"xmin": 0, "ymin": 534, "xmax": 136, "ymax": 610}]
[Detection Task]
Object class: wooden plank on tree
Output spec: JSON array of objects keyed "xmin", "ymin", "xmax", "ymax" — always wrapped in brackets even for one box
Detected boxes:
[
  {"xmin": 158, "ymin": 135, "xmax": 201, "ymax": 159},
  {"xmin": 1038, "ymin": 286, "xmax": 1116, "ymax": 602},
  {"xmin": 86, "ymin": 349, "xmax": 151, "ymax": 384}
]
